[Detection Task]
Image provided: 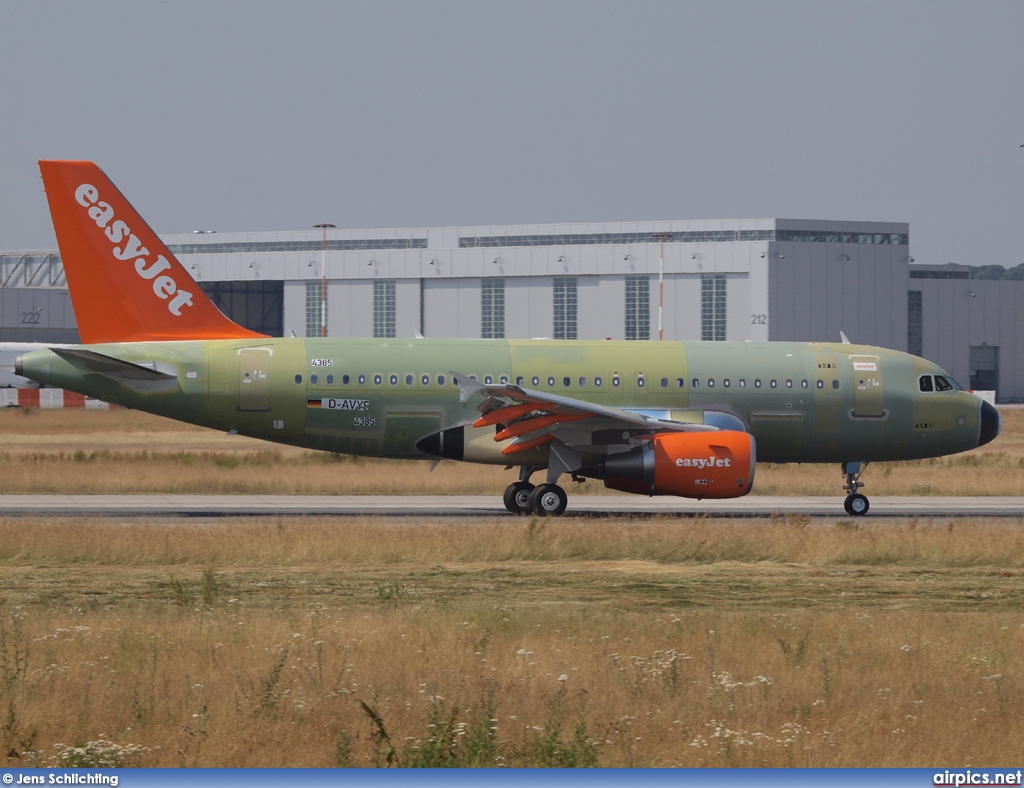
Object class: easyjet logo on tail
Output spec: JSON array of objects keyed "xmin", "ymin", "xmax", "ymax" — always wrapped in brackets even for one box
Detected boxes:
[{"xmin": 74, "ymin": 183, "xmax": 194, "ymax": 317}]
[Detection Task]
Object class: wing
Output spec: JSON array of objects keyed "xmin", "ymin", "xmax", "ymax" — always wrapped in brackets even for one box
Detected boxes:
[{"xmin": 451, "ymin": 370, "xmax": 745, "ymax": 482}]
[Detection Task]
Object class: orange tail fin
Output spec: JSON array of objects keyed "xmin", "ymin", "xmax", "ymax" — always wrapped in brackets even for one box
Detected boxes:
[{"xmin": 39, "ymin": 160, "xmax": 265, "ymax": 344}]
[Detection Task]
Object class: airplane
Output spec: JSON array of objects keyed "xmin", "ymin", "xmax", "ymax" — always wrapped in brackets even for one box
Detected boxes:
[{"xmin": 15, "ymin": 160, "xmax": 1002, "ymax": 516}]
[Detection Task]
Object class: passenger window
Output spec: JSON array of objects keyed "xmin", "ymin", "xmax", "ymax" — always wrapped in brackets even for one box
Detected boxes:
[
  {"xmin": 579, "ymin": 377, "xmax": 587, "ymax": 386},
  {"xmin": 326, "ymin": 374, "xmax": 334, "ymax": 385},
  {"xmin": 374, "ymin": 374, "xmax": 382, "ymax": 385},
  {"xmin": 801, "ymin": 380, "xmax": 808, "ymax": 388},
  {"xmin": 389, "ymin": 374, "xmax": 398, "ymax": 385},
  {"xmin": 723, "ymin": 379, "xmax": 731, "ymax": 388},
  {"xmin": 770, "ymin": 379, "xmax": 777, "ymax": 389},
  {"xmin": 786, "ymin": 379, "xmax": 793, "ymax": 388},
  {"xmin": 816, "ymin": 380, "xmax": 824, "ymax": 389},
  {"xmin": 294, "ymin": 374, "xmax": 303, "ymax": 384},
  {"xmin": 661, "ymin": 378, "xmax": 668, "ymax": 388},
  {"xmin": 406, "ymin": 374, "xmax": 414, "ymax": 385},
  {"xmin": 708, "ymin": 378, "xmax": 715, "ymax": 388},
  {"xmin": 754, "ymin": 379, "xmax": 762, "ymax": 388},
  {"xmin": 310, "ymin": 374, "xmax": 319, "ymax": 385},
  {"xmin": 500, "ymin": 376, "xmax": 508, "ymax": 384},
  {"xmin": 692, "ymin": 378, "xmax": 700, "ymax": 388},
  {"xmin": 484, "ymin": 375, "xmax": 493, "ymax": 384},
  {"xmin": 343, "ymin": 374, "xmax": 350, "ymax": 385},
  {"xmin": 422, "ymin": 374, "xmax": 430, "ymax": 385},
  {"xmin": 548, "ymin": 377, "xmax": 555, "ymax": 387},
  {"xmin": 935, "ymin": 375, "xmax": 953, "ymax": 392},
  {"xmin": 739, "ymin": 379, "xmax": 746, "ymax": 388},
  {"xmin": 359, "ymin": 374, "xmax": 366, "ymax": 385},
  {"xmin": 613, "ymin": 375, "xmax": 620, "ymax": 388},
  {"xmin": 516, "ymin": 376, "xmax": 524, "ymax": 385},
  {"xmin": 676, "ymin": 378, "xmax": 685, "ymax": 388},
  {"xmin": 832, "ymin": 380, "xmax": 840, "ymax": 389},
  {"xmin": 437, "ymin": 374, "xmax": 446, "ymax": 385},
  {"xmin": 563, "ymin": 377, "xmax": 571, "ymax": 387},
  {"xmin": 637, "ymin": 376, "xmax": 645, "ymax": 388},
  {"xmin": 595, "ymin": 377, "xmax": 603, "ymax": 387},
  {"xmin": 532, "ymin": 376, "xmax": 540, "ymax": 386}
]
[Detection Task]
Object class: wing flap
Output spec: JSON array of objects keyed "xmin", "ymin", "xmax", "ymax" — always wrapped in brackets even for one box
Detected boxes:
[{"xmin": 451, "ymin": 370, "xmax": 720, "ymax": 434}]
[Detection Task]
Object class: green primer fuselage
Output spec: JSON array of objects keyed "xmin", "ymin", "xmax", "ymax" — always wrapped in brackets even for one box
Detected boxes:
[{"xmin": 18, "ymin": 337, "xmax": 985, "ymax": 466}]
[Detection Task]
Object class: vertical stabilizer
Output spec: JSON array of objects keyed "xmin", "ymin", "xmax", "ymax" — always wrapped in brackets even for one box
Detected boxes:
[{"xmin": 38, "ymin": 160, "xmax": 265, "ymax": 343}]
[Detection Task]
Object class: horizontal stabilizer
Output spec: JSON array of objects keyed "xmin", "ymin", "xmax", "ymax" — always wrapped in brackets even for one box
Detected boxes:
[{"xmin": 51, "ymin": 347, "xmax": 178, "ymax": 392}]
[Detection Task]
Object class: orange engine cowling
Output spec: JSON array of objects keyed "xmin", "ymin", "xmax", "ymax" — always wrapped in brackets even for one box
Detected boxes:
[{"xmin": 602, "ymin": 430, "xmax": 756, "ymax": 499}]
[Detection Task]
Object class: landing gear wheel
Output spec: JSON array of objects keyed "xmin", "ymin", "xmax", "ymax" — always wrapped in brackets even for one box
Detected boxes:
[
  {"xmin": 841, "ymin": 462, "xmax": 870, "ymax": 516},
  {"xmin": 844, "ymin": 493, "xmax": 869, "ymax": 516},
  {"xmin": 530, "ymin": 483, "xmax": 568, "ymax": 517},
  {"xmin": 503, "ymin": 482, "xmax": 535, "ymax": 515}
]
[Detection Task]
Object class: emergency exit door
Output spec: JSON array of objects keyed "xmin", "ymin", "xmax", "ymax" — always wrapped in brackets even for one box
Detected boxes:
[{"xmin": 238, "ymin": 347, "xmax": 271, "ymax": 412}]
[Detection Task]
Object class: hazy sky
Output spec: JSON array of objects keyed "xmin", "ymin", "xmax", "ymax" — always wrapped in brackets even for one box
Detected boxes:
[{"xmin": 2, "ymin": 0, "xmax": 1022, "ymax": 269}]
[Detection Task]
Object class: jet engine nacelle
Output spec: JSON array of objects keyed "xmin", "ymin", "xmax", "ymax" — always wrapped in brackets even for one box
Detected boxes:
[{"xmin": 602, "ymin": 430, "xmax": 756, "ymax": 499}]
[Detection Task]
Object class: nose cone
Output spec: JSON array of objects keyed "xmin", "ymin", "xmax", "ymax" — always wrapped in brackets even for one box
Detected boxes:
[{"xmin": 978, "ymin": 400, "xmax": 1002, "ymax": 447}]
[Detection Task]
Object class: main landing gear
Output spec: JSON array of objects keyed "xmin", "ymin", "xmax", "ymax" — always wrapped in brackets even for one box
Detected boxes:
[
  {"xmin": 842, "ymin": 461, "xmax": 870, "ymax": 516},
  {"xmin": 503, "ymin": 466, "xmax": 569, "ymax": 516}
]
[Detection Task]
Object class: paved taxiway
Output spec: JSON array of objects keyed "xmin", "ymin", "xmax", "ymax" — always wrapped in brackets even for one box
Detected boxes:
[{"xmin": 1, "ymin": 495, "xmax": 1023, "ymax": 518}]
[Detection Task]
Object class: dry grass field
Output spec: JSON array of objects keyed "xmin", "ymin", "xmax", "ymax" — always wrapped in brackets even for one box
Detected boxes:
[
  {"xmin": 1, "ymin": 406, "xmax": 1022, "ymax": 496},
  {"xmin": 1, "ymin": 517, "xmax": 1024, "ymax": 767},
  {"xmin": 0, "ymin": 407, "xmax": 1023, "ymax": 768}
]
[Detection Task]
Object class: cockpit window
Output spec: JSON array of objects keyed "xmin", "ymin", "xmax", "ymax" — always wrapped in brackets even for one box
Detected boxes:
[{"xmin": 921, "ymin": 374, "xmax": 962, "ymax": 392}]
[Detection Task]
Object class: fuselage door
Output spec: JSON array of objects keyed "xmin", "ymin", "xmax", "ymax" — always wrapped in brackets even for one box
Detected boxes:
[
  {"xmin": 849, "ymin": 354, "xmax": 884, "ymax": 418},
  {"xmin": 238, "ymin": 347, "xmax": 271, "ymax": 412}
]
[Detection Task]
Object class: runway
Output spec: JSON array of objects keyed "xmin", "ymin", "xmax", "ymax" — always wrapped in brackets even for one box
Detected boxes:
[{"xmin": 2, "ymin": 494, "xmax": 1023, "ymax": 518}]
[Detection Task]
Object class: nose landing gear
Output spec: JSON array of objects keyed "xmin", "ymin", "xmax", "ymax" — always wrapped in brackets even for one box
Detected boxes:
[{"xmin": 842, "ymin": 461, "xmax": 870, "ymax": 515}]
